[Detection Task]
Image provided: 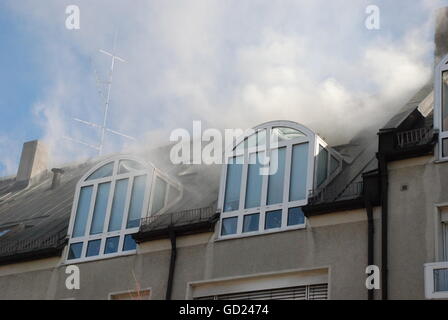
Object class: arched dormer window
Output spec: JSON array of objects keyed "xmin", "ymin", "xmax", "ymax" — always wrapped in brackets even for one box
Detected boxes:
[
  {"xmin": 436, "ymin": 55, "xmax": 448, "ymax": 159},
  {"xmin": 66, "ymin": 156, "xmax": 182, "ymax": 262},
  {"xmin": 218, "ymin": 121, "xmax": 341, "ymax": 238}
]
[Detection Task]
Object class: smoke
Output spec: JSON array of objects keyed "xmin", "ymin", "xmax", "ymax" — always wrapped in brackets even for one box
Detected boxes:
[{"xmin": 0, "ymin": 0, "xmax": 441, "ymax": 174}]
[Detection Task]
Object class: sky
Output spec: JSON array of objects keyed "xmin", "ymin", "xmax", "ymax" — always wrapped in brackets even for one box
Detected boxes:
[{"xmin": 0, "ymin": 0, "xmax": 447, "ymax": 176}]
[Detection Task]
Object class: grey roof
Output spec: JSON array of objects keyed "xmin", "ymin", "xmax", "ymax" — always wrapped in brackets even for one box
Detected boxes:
[
  {"xmin": 0, "ymin": 160, "xmax": 101, "ymax": 259},
  {"xmin": 0, "ymin": 82, "xmax": 436, "ymax": 261},
  {"xmin": 382, "ymin": 82, "xmax": 433, "ymax": 130}
]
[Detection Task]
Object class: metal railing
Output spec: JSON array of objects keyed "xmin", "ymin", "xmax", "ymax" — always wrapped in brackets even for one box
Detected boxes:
[
  {"xmin": 396, "ymin": 127, "xmax": 433, "ymax": 149},
  {"xmin": 0, "ymin": 230, "xmax": 67, "ymax": 257},
  {"xmin": 308, "ymin": 181, "xmax": 363, "ymax": 205},
  {"xmin": 140, "ymin": 206, "xmax": 218, "ymax": 232}
]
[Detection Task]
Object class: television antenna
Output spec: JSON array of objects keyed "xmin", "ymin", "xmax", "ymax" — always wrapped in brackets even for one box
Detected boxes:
[{"xmin": 64, "ymin": 34, "xmax": 136, "ymax": 155}]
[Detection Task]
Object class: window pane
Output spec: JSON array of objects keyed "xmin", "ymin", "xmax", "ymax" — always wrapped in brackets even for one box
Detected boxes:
[
  {"xmin": 127, "ymin": 175, "xmax": 147, "ymax": 228},
  {"xmin": 73, "ymin": 186, "xmax": 93, "ymax": 238},
  {"xmin": 330, "ymin": 155, "xmax": 339, "ymax": 174},
  {"xmin": 108, "ymin": 179, "xmax": 129, "ymax": 232},
  {"xmin": 118, "ymin": 160, "xmax": 145, "ymax": 175},
  {"xmin": 68, "ymin": 243, "xmax": 83, "ymax": 260},
  {"xmin": 151, "ymin": 176, "xmax": 167, "ymax": 215},
  {"xmin": 443, "ymin": 71, "xmax": 448, "ymax": 131},
  {"xmin": 221, "ymin": 217, "xmax": 238, "ymax": 236},
  {"xmin": 443, "ymin": 138, "xmax": 448, "ymax": 158},
  {"xmin": 267, "ymin": 148, "xmax": 286, "ymax": 205},
  {"xmin": 235, "ymin": 130, "xmax": 266, "ymax": 152},
  {"xmin": 104, "ymin": 236, "xmax": 120, "ymax": 254},
  {"xmin": 86, "ymin": 162, "xmax": 114, "ymax": 181},
  {"xmin": 289, "ymin": 143, "xmax": 309, "ymax": 202},
  {"xmin": 288, "ymin": 207, "xmax": 305, "ymax": 226},
  {"xmin": 434, "ymin": 268, "xmax": 448, "ymax": 292},
  {"xmin": 166, "ymin": 185, "xmax": 181, "ymax": 205},
  {"xmin": 223, "ymin": 157, "xmax": 243, "ymax": 212},
  {"xmin": 265, "ymin": 210, "xmax": 282, "ymax": 229},
  {"xmin": 271, "ymin": 127, "xmax": 305, "ymax": 143},
  {"xmin": 90, "ymin": 182, "xmax": 111, "ymax": 235},
  {"xmin": 123, "ymin": 234, "xmax": 137, "ymax": 251},
  {"xmin": 243, "ymin": 213, "xmax": 260, "ymax": 233},
  {"xmin": 86, "ymin": 239, "xmax": 101, "ymax": 257},
  {"xmin": 245, "ymin": 153, "xmax": 264, "ymax": 209},
  {"xmin": 316, "ymin": 146, "xmax": 328, "ymax": 187},
  {"xmin": 444, "ymin": 223, "xmax": 448, "ymax": 261}
]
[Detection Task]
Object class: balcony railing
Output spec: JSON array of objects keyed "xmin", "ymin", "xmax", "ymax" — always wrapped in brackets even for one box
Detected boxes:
[
  {"xmin": 0, "ymin": 230, "xmax": 67, "ymax": 257},
  {"xmin": 140, "ymin": 206, "xmax": 218, "ymax": 232},
  {"xmin": 396, "ymin": 127, "xmax": 433, "ymax": 149},
  {"xmin": 308, "ymin": 181, "xmax": 363, "ymax": 205}
]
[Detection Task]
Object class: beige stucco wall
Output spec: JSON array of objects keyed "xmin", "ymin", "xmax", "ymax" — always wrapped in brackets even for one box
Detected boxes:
[
  {"xmin": 387, "ymin": 155, "xmax": 448, "ymax": 299},
  {"xmin": 0, "ymin": 209, "xmax": 377, "ymax": 300}
]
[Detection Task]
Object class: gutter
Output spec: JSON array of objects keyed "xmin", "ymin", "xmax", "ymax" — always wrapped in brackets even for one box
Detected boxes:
[
  {"xmin": 378, "ymin": 155, "xmax": 388, "ymax": 300},
  {"xmin": 365, "ymin": 196, "xmax": 375, "ymax": 300},
  {"xmin": 165, "ymin": 229, "xmax": 177, "ymax": 300}
]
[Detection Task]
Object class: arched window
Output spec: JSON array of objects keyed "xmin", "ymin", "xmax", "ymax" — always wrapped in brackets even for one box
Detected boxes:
[
  {"xmin": 218, "ymin": 121, "xmax": 341, "ymax": 238},
  {"xmin": 66, "ymin": 156, "xmax": 182, "ymax": 262},
  {"xmin": 436, "ymin": 54, "xmax": 448, "ymax": 159}
]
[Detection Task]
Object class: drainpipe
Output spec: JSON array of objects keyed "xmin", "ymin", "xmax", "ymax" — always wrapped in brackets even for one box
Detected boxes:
[
  {"xmin": 165, "ymin": 228, "xmax": 177, "ymax": 300},
  {"xmin": 365, "ymin": 196, "xmax": 374, "ymax": 300},
  {"xmin": 379, "ymin": 156, "xmax": 388, "ymax": 300}
]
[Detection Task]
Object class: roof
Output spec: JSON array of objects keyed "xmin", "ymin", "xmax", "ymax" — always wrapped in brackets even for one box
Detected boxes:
[{"xmin": 0, "ymin": 82, "xmax": 436, "ymax": 264}]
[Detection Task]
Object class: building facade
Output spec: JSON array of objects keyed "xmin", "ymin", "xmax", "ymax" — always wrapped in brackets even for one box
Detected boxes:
[{"xmin": 1, "ymin": 9, "xmax": 448, "ymax": 301}]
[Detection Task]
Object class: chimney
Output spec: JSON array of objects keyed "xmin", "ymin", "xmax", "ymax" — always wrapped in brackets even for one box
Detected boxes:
[
  {"xmin": 435, "ymin": 7, "xmax": 448, "ymax": 66},
  {"xmin": 50, "ymin": 168, "xmax": 64, "ymax": 190},
  {"xmin": 15, "ymin": 140, "xmax": 48, "ymax": 187}
]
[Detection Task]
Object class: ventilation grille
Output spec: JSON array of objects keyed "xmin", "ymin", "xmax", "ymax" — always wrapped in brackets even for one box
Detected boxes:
[{"xmin": 195, "ymin": 283, "xmax": 328, "ymax": 300}]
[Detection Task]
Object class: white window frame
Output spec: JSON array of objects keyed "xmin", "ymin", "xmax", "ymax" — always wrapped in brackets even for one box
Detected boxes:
[
  {"xmin": 424, "ymin": 262, "xmax": 448, "ymax": 299},
  {"xmin": 434, "ymin": 54, "xmax": 448, "ymax": 160},
  {"xmin": 314, "ymin": 137, "xmax": 343, "ymax": 190},
  {"xmin": 65, "ymin": 155, "xmax": 183, "ymax": 264},
  {"xmin": 217, "ymin": 121, "xmax": 342, "ymax": 240},
  {"xmin": 425, "ymin": 205, "xmax": 448, "ymax": 299},
  {"xmin": 186, "ymin": 267, "xmax": 330, "ymax": 299},
  {"xmin": 108, "ymin": 287, "xmax": 152, "ymax": 300}
]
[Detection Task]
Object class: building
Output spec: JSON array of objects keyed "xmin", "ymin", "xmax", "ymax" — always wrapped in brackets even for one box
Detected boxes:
[{"xmin": 1, "ymin": 9, "xmax": 448, "ymax": 301}]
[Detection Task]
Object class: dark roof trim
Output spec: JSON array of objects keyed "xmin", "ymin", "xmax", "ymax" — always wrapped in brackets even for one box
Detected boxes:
[
  {"xmin": 0, "ymin": 243, "xmax": 66, "ymax": 266},
  {"xmin": 303, "ymin": 197, "xmax": 366, "ymax": 217},
  {"xmin": 133, "ymin": 213, "xmax": 219, "ymax": 242}
]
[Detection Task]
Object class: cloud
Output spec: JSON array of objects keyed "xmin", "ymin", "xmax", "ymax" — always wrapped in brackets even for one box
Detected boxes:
[{"xmin": 0, "ymin": 0, "xmax": 438, "ymax": 174}]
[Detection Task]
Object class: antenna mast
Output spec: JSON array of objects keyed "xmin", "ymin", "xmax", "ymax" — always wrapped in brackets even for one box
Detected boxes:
[{"xmin": 65, "ymin": 33, "xmax": 135, "ymax": 155}]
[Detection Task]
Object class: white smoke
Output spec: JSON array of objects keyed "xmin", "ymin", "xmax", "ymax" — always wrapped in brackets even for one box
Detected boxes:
[{"xmin": 0, "ymin": 0, "xmax": 441, "ymax": 174}]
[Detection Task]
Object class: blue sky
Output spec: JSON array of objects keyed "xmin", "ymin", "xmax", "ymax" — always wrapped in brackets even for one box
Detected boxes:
[{"xmin": 0, "ymin": 0, "xmax": 447, "ymax": 176}]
